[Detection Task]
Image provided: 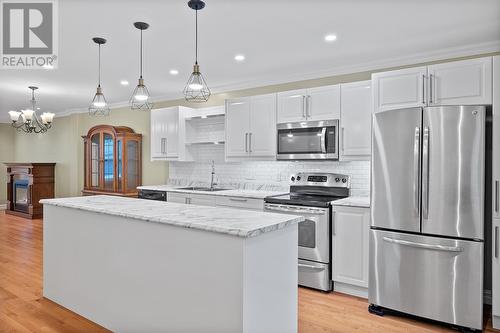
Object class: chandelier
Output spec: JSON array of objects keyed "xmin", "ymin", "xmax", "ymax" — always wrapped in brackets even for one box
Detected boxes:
[{"xmin": 8, "ymin": 86, "xmax": 54, "ymax": 134}]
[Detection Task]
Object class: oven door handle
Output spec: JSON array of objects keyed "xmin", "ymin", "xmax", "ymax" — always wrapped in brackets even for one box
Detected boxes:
[
  {"xmin": 320, "ymin": 127, "xmax": 327, "ymax": 153},
  {"xmin": 298, "ymin": 263, "xmax": 325, "ymax": 271},
  {"xmin": 265, "ymin": 205, "xmax": 326, "ymax": 215}
]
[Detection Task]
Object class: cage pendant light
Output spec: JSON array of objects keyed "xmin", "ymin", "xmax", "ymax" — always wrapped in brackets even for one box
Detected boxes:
[
  {"xmin": 130, "ymin": 22, "xmax": 153, "ymax": 111},
  {"xmin": 89, "ymin": 37, "xmax": 110, "ymax": 116},
  {"xmin": 183, "ymin": 0, "xmax": 211, "ymax": 102}
]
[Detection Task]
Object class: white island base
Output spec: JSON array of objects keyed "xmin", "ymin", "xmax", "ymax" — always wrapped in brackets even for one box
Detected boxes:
[{"xmin": 43, "ymin": 201, "xmax": 299, "ymax": 333}]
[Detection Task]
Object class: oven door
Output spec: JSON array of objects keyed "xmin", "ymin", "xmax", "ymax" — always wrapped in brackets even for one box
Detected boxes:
[
  {"xmin": 276, "ymin": 120, "xmax": 339, "ymax": 160},
  {"xmin": 264, "ymin": 203, "xmax": 330, "ymax": 263}
]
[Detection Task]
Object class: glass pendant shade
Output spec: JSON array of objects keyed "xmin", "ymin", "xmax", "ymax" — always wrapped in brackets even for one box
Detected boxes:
[
  {"xmin": 130, "ymin": 77, "xmax": 152, "ymax": 110},
  {"xmin": 89, "ymin": 86, "xmax": 110, "ymax": 116},
  {"xmin": 130, "ymin": 22, "xmax": 153, "ymax": 111},
  {"xmin": 89, "ymin": 37, "xmax": 110, "ymax": 116},
  {"xmin": 183, "ymin": 63, "xmax": 210, "ymax": 102}
]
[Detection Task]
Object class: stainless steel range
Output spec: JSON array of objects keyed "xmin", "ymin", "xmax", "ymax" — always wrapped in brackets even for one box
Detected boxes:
[{"xmin": 264, "ymin": 172, "xmax": 350, "ymax": 291}]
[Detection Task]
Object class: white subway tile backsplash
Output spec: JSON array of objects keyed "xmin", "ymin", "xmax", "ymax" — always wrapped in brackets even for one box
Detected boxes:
[{"xmin": 169, "ymin": 159, "xmax": 370, "ymax": 197}]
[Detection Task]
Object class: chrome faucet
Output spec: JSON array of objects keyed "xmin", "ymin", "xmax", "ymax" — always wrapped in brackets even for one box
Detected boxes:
[{"xmin": 210, "ymin": 160, "xmax": 217, "ymax": 190}]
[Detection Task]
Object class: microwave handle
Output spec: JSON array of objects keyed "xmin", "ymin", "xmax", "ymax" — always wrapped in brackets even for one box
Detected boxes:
[{"xmin": 320, "ymin": 128, "xmax": 327, "ymax": 153}]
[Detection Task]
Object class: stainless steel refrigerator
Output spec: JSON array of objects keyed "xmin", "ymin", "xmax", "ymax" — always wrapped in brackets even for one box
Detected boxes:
[{"xmin": 369, "ymin": 105, "xmax": 485, "ymax": 331}]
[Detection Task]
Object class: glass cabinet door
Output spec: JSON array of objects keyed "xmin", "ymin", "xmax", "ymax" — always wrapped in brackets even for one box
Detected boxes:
[
  {"xmin": 103, "ymin": 133, "xmax": 115, "ymax": 191},
  {"xmin": 90, "ymin": 134, "xmax": 100, "ymax": 188},
  {"xmin": 117, "ymin": 140, "xmax": 123, "ymax": 191},
  {"xmin": 126, "ymin": 139, "xmax": 139, "ymax": 191}
]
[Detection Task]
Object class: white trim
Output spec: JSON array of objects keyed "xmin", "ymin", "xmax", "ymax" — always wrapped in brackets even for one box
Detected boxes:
[
  {"xmin": 333, "ymin": 281, "xmax": 368, "ymax": 299},
  {"xmin": 1, "ymin": 41, "xmax": 499, "ymax": 123},
  {"xmin": 0, "ymin": 204, "xmax": 7, "ymax": 210}
]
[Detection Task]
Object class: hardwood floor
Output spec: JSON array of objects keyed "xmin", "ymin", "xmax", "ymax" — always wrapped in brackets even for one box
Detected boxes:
[{"xmin": 0, "ymin": 211, "xmax": 498, "ymax": 333}]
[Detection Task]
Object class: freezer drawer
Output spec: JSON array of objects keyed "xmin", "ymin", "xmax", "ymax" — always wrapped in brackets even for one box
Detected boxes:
[{"xmin": 369, "ymin": 229, "xmax": 483, "ymax": 330}]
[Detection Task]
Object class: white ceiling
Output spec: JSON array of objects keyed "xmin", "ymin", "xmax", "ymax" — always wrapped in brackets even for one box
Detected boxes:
[{"xmin": 1, "ymin": 0, "xmax": 500, "ymax": 122}]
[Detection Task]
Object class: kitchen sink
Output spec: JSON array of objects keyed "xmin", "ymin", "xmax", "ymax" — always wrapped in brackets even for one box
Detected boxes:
[{"xmin": 176, "ymin": 187, "xmax": 230, "ymax": 192}]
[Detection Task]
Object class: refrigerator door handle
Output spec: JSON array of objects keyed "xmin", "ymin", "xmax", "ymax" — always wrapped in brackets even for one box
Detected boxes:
[
  {"xmin": 413, "ymin": 127, "xmax": 421, "ymax": 217},
  {"xmin": 495, "ymin": 180, "xmax": 499, "ymax": 213},
  {"xmin": 496, "ymin": 226, "xmax": 499, "ymax": 258},
  {"xmin": 422, "ymin": 126, "xmax": 430, "ymax": 220},
  {"xmin": 383, "ymin": 237, "xmax": 463, "ymax": 253}
]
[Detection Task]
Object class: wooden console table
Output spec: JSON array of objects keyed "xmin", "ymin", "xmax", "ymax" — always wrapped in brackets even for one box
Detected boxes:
[{"xmin": 5, "ymin": 163, "xmax": 56, "ymax": 219}]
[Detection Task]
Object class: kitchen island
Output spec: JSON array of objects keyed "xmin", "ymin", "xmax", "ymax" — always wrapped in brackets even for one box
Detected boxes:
[{"xmin": 40, "ymin": 195, "xmax": 303, "ymax": 333}]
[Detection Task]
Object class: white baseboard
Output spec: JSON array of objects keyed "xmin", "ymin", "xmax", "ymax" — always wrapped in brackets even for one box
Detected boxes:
[
  {"xmin": 333, "ymin": 282, "xmax": 368, "ymax": 299},
  {"xmin": 0, "ymin": 204, "xmax": 7, "ymax": 210}
]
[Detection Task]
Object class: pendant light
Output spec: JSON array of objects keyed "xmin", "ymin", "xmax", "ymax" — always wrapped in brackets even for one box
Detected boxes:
[
  {"xmin": 183, "ymin": 0, "xmax": 210, "ymax": 102},
  {"xmin": 129, "ymin": 22, "xmax": 153, "ymax": 111},
  {"xmin": 89, "ymin": 37, "xmax": 110, "ymax": 116}
]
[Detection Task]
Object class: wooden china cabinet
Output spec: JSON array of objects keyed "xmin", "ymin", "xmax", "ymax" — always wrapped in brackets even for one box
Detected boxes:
[{"xmin": 82, "ymin": 125, "xmax": 142, "ymax": 197}]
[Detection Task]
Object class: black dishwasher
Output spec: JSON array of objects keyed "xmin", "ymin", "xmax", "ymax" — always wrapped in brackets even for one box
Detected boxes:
[{"xmin": 138, "ymin": 190, "xmax": 166, "ymax": 201}]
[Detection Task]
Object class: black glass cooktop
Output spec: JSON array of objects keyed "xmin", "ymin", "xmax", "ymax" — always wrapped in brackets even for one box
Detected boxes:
[{"xmin": 264, "ymin": 193, "xmax": 347, "ymax": 208}]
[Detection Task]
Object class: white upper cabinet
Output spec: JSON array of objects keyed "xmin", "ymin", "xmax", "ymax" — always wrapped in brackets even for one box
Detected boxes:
[
  {"xmin": 225, "ymin": 98, "xmax": 251, "ymax": 158},
  {"xmin": 340, "ymin": 81, "xmax": 372, "ymax": 160},
  {"xmin": 277, "ymin": 85, "xmax": 340, "ymax": 123},
  {"xmin": 332, "ymin": 206, "xmax": 370, "ymax": 290},
  {"xmin": 307, "ymin": 85, "xmax": 341, "ymax": 121},
  {"xmin": 226, "ymin": 94, "xmax": 277, "ymax": 160},
  {"xmin": 277, "ymin": 89, "xmax": 307, "ymax": 123},
  {"xmin": 428, "ymin": 57, "xmax": 492, "ymax": 106},
  {"xmin": 372, "ymin": 66, "xmax": 427, "ymax": 113},
  {"xmin": 150, "ymin": 106, "xmax": 187, "ymax": 161},
  {"xmin": 248, "ymin": 94, "xmax": 277, "ymax": 157},
  {"xmin": 372, "ymin": 57, "xmax": 493, "ymax": 113}
]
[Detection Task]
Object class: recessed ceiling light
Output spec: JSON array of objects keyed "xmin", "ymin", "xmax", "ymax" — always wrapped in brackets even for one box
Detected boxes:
[
  {"xmin": 120, "ymin": 80, "xmax": 129, "ymax": 86},
  {"xmin": 324, "ymin": 34, "xmax": 337, "ymax": 42},
  {"xmin": 169, "ymin": 69, "xmax": 179, "ymax": 75},
  {"xmin": 234, "ymin": 54, "xmax": 245, "ymax": 62}
]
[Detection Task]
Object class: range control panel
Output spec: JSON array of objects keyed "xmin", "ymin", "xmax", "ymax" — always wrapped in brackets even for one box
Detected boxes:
[{"xmin": 289, "ymin": 172, "xmax": 350, "ymax": 188}]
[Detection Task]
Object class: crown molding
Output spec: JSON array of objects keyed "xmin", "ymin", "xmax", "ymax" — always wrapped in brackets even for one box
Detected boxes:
[{"xmin": 2, "ymin": 40, "xmax": 499, "ymax": 123}]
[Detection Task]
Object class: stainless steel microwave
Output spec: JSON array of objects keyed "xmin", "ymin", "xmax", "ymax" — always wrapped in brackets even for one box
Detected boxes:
[{"xmin": 276, "ymin": 120, "xmax": 339, "ymax": 160}]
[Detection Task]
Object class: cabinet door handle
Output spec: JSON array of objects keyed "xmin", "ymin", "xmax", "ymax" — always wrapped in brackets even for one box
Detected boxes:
[
  {"xmin": 332, "ymin": 211, "xmax": 336, "ymax": 235},
  {"xmin": 249, "ymin": 133, "xmax": 252, "ymax": 153},
  {"xmin": 342, "ymin": 127, "xmax": 345, "ymax": 153},
  {"xmin": 161, "ymin": 138, "xmax": 166, "ymax": 154},
  {"xmin": 495, "ymin": 180, "xmax": 499, "ymax": 213},
  {"xmin": 429, "ymin": 74, "xmax": 434, "ymax": 104},
  {"xmin": 229, "ymin": 198, "xmax": 248, "ymax": 202},
  {"xmin": 245, "ymin": 133, "xmax": 248, "ymax": 152},
  {"xmin": 302, "ymin": 96, "xmax": 306, "ymax": 118},
  {"xmin": 422, "ymin": 74, "xmax": 426, "ymax": 104},
  {"xmin": 496, "ymin": 226, "xmax": 499, "ymax": 258},
  {"xmin": 306, "ymin": 95, "xmax": 311, "ymax": 118}
]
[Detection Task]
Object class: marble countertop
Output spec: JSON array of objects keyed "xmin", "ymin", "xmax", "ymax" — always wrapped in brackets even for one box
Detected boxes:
[
  {"xmin": 332, "ymin": 196, "xmax": 370, "ymax": 208},
  {"xmin": 40, "ymin": 195, "xmax": 303, "ymax": 238},
  {"xmin": 137, "ymin": 185, "xmax": 287, "ymax": 200}
]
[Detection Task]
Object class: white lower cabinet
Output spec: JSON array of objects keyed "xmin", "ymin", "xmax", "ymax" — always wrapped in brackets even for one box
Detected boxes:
[
  {"xmin": 331, "ymin": 205, "xmax": 370, "ymax": 298},
  {"xmin": 166, "ymin": 191, "xmax": 263, "ymax": 210},
  {"xmin": 215, "ymin": 196, "xmax": 264, "ymax": 211},
  {"xmin": 166, "ymin": 192, "xmax": 215, "ymax": 206}
]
